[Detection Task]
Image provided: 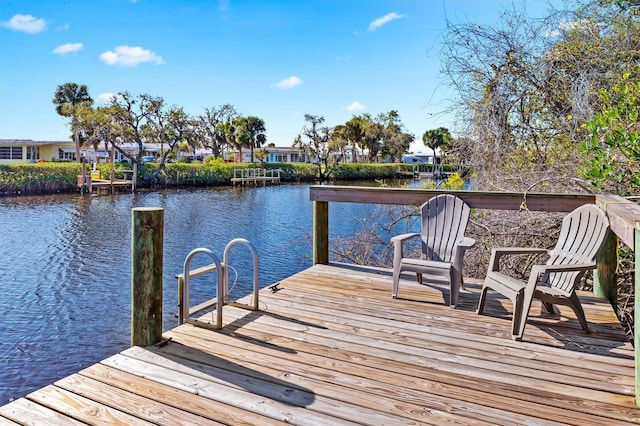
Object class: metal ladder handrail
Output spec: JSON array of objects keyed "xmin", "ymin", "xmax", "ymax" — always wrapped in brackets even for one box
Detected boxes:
[
  {"xmin": 223, "ymin": 238, "xmax": 260, "ymax": 311},
  {"xmin": 179, "ymin": 239, "xmax": 259, "ymax": 330},
  {"xmin": 180, "ymin": 248, "xmax": 224, "ymax": 328}
]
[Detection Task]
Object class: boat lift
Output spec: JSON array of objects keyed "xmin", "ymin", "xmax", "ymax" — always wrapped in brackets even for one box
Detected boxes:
[{"xmin": 177, "ymin": 238, "xmax": 259, "ymax": 330}]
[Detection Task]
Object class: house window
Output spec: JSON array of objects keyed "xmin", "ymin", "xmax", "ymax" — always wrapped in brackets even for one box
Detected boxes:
[
  {"xmin": 59, "ymin": 149, "xmax": 76, "ymax": 161},
  {"xmin": 275, "ymin": 153, "xmax": 287, "ymax": 162},
  {"xmin": 0, "ymin": 147, "xmax": 22, "ymax": 159},
  {"xmin": 290, "ymin": 152, "xmax": 300, "ymax": 163},
  {"xmin": 27, "ymin": 147, "xmax": 39, "ymax": 160}
]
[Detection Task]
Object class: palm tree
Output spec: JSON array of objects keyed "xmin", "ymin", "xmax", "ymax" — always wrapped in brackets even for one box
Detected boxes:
[
  {"xmin": 422, "ymin": 127, "xmax": 452, "ymax": 162},
  {"xmin": 245, "ymin": 116, "xmax": 266, "ymax": 163},
  {"xmin": 53, "ymin": 82, "xmax": 93, "ymax": 163}
]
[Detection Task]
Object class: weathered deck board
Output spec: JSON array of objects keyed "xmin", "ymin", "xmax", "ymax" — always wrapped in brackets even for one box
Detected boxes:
[{"xmin": 2, "ymin": 263, "xmax": 640, "ymax": 425}]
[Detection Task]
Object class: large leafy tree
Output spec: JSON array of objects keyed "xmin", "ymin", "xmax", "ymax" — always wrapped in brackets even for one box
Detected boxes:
[
  {"xmin": 106, "ymin": 91, "xmax": 198, "ymax": 182},
  {"xmin": 440, "ymin": 0, "xmax": 640, "ymax": 192},
  {"xmin": 582, "ymin": 72, "xmax": 640, "ymax": 194},
  {"xmin": 379, "ymin": 110, "xmax": 413, "ymax": 162},
  {"xmin": 76, "ymin": 105, "xmax": 119, "ymax": 164},
  {"xmin": 293, "ymin": 114, "xmax": 333, "ymax": 180},
  {"xmin": 53, "ymin": 82, "xmax": 93, "ymax": 162},
  {"xmin": 196, "ymin": 104, "xmax": 238, "ymax": 159}
]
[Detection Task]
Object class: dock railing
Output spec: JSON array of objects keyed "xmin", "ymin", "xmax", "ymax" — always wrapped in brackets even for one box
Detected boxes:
[{"xmin": 309, "ymin": 185, "xmax": 640, "ymax": 405}]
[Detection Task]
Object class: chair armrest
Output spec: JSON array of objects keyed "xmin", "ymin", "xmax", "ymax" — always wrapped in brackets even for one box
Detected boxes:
[
  {"xmin": 458, "ymin": 237, "xmax": 475, "ymax": 249},
  {"xmin": 488, "ymin": 247, "xmax": 549, "ymax": 272},
  {"xmin": 391, "ymin": 233, "xmax": 420, "ymax": 264},
  {"xmin": 391, "ymin": 233, "xmax": 420, "ymax": 244}
]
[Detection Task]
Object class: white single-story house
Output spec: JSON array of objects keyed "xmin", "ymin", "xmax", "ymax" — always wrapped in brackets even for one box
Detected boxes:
[
  {"xmin": 0, "ymin": 139, "xmax": 77, "ymax": 165},
  {"xmin": 225, "ymin": 146, "xmax": 309, "ymax": 163}
]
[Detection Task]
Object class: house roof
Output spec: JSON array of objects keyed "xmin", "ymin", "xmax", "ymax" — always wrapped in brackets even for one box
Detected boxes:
[{"xmin": 0, "ymin": 139, "xmax": 73, "ymax": 146}]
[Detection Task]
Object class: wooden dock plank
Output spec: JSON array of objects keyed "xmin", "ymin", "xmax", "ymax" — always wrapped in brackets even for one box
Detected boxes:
[
  {"xmin": 163, "ymin": 325, "xmax": 597, "ymax": 426},
  {"xmin": 2, "ymin": 263, "xmax": 640, "ymax": 425},
  {"xmin": 0, "ymin": 398, "xmax": 87, "ymax": 426},
  {"xmin": 27, "ymin": 385, "xmax": 156, "ymax": 425},
  {"xmin": 53, "ymin": 374, "xmax": 224, "ymax": 426},
  {"xmin": 78, "ymin": 364, "xmax": 289, "ymax": 426}
]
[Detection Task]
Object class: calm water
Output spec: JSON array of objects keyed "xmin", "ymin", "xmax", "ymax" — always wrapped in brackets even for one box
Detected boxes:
[{"xmin": 0, "ymin": 181, "xmax": 421, "ymax": 405}]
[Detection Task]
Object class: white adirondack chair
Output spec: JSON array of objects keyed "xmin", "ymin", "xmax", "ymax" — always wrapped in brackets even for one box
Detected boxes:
[
  {"xmin": 391, "ymin": 194, "xmax": 475, "ymax": 308},
  {"xmin": 476, "ymin": 204, "xmax": 610, "ymax": 340}
]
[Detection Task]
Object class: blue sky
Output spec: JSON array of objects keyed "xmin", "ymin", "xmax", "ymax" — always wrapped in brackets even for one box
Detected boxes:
[{"xmin": 0, "ymin": 0, "xmax": 560, "ymax": 153}]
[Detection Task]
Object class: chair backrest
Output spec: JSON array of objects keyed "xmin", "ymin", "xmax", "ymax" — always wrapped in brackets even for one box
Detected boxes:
[
  {"xmin": 420, "ymin": 194, "xmax": 471, "ymax": 263},
  {"xmin": 545, "ymin": 204, "xmax": 610, "ymax": 293}
]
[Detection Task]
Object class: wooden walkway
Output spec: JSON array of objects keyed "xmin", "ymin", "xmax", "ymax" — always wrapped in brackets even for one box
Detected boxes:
[{"xmin": 2, "ymin": 263, "xmax": 639, "ymax": 425}]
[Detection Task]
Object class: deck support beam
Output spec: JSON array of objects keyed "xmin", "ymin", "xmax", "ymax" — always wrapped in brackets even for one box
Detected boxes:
[
  {"xmin": 313, "ymin": 200, "xmax": 329, "ymax": 264},
  {"xmin": 635, "ymin": 224, "xmax": 640, "ymax": 406},
  {"xmin": 131, "ymin": 207, "xmax": 164, "ymax": 346},
  {"xmin": 594, "ymin": 230, "xmax": 618, "ymax": 308}
]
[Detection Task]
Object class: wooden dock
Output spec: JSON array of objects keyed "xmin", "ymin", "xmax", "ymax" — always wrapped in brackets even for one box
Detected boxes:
[
  {"xmin": 2, "ymin": 263, "xmax": 639, "ymax": 425},
  {"xmin": 231, "ymin": 168, "xmax": 281, "ymax": 186}
]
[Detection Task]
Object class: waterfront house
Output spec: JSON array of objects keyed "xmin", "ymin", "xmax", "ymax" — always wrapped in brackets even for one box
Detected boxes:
[{"xmin": 0, "ymin": 139, "xmax": 76, "ymax": 164}]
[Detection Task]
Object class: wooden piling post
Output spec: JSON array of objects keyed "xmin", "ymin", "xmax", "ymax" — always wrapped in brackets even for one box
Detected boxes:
[
  {"xmin": 131, "ymin": 207, "xmax": 164, "ymax": 346},
  {"xmin": 313, "ymin": 200, "xmax": 329, "ymax": 264}
]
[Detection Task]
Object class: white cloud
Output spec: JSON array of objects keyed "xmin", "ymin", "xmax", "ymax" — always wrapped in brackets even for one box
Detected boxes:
[
  {"xmin": 368, "ymin": 12, "xmax": 405, "ymax": 32},
  {"xmin": 344, "ymin": 101, "xmax": 365, "ymax": 112},
  {"xmin": 52, "ymin": 43, "xmax": 83, "ymax": 55},
  {"xmin": 273, "ymin": 76, "xmax": 302, "ymax": 89},
  {"xmin": 99, "ymin": 45, "xmax": 165, "ymax": 67},
  {"xmin": 97, "ymin": 93, "xmax": 118, "ymax": 103},
  {"xmin": 2, "ymin": 14, "xmax": 47, "ymax": 34}
]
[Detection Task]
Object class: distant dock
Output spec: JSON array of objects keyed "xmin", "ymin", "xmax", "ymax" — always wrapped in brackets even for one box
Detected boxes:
[
  {"xmin": 231, "ymin": 168, "xmax": 281, "ymax": 186},
  {"xmin": 78, "ymin": 165, "xmax": 137, "ymax": 194}
]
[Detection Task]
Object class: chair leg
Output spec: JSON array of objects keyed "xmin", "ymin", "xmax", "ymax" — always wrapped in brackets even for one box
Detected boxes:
[
  {"xmin": 513, "ymin": 287, "xmax": 535, "ymax": 341},
  {"xmin": 567, "ymin": 292, "xmax": 591, "ymax": 333},
  {"xmin": 476, "ymin": 285, "xmax": 489, "ymax": 314},
  {"xmin": 392, "ymin": 265, "xmax": 401, "ymax": 298},
  {"xmin": 449, "ymin": 268, "xmax": 458, "ymax": 308},
  {"xmin": 541, "ymin": 300, "xmax": 555, "ymax": 314}
]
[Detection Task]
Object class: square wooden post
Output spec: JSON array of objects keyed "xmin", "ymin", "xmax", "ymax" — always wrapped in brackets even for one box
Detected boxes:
[
  {"xmin": 635, "ymin": 223, "xmax": 640, "ymax": 406},
  {"xmin": 313, "ymin": 200, "xmax": 329, "ymax": 265},
  {"xmin": 594, "ymin": 230, "xmax": 618, "ymax": 308}
]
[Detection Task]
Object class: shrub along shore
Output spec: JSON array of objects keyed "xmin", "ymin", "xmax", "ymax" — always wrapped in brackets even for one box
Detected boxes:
[{"xmin": 0, "ymin": 161, "xmax": 452, "ymax": 196}]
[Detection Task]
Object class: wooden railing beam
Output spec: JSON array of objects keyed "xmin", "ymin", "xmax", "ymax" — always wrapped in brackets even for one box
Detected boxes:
[{"xmin": 310, "ymin": 186, "xmax": 594, "ymax": 212}]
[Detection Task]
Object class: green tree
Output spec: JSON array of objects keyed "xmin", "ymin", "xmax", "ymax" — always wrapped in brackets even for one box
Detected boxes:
[
  {"xmin": 293, "ymin": 114, "xmax": 333, "ymax": 180},
  {"xmin": 422, "ymin": 127, "xmax": 452, "ymax": 164},
  {"xmin": 245, "ymin": 116, "xmax": 267, "ymax": 163},
  {"xmin": 440, "ymin": 0, "xmax": 640, "ymax": 192},
  {"xmin": 76, "ymin": 105, "xmax": 118, "ymax": 164},
  {"xmin": 196, "ymin": 104, "xmax": 237, "ymax": 159},
  {"xmin": 379, "ymin": 110, "xmax": 413, "ymax": 162},
  {"xmin": 582, "ymin": 72, "xmax": 640, "ymax": 194},
  {"xmin": 53, "ymin": 82, "xmax": 93, "ymax": 163}
]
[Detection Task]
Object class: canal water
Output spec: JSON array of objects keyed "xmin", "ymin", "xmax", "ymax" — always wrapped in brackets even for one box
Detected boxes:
[{"xmin": 0, "ymin": 181, "xmax": 421, "ymax": 405}]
